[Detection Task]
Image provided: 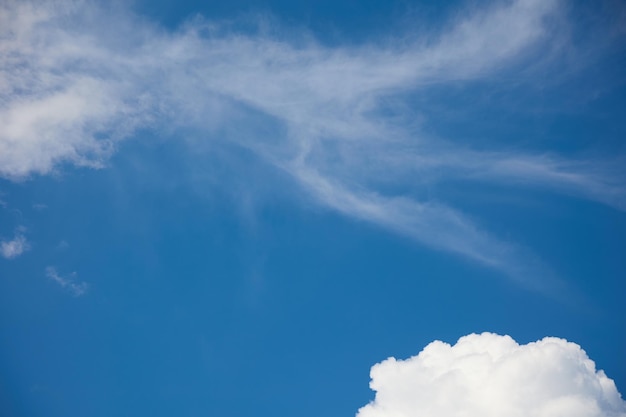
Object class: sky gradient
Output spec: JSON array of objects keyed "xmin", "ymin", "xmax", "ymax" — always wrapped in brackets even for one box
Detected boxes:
[{"xmin": 1, "ymin": 0, "xmax": 625, "ymax": 416}]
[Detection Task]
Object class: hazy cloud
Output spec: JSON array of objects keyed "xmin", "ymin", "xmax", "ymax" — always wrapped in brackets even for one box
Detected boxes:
[
  {"xmin": 358, "ymin": 333, "xmax": 626, "ymax": 417},
  {"xmin": 0, "ymin": 231, "xmax": 29, "ymax": 259},
  {"xmin": 45, "ymin": 266, "xmax": 88, "ymax": 296},
  {"xmin": 1, "ymin": 0, "xmax": 624, "ymax": 285}
]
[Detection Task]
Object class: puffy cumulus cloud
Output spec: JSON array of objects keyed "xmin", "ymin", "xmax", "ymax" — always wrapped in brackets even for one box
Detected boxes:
[
  {"xmin": 357, "ymin": 333, "xmax": 626, "ymax": 417},
  {"xmin": 0, "ymin": 232, "xmax": 29, "ymax": 259}
]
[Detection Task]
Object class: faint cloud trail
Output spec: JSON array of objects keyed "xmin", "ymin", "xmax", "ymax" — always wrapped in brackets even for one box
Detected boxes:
[
  {"xmin": 1, "ymin": 0, "xmax": 624, "ymax": 288},
  {"xmin": 45, "ymin": 267, "xmax": 88, "ymax": 297}
]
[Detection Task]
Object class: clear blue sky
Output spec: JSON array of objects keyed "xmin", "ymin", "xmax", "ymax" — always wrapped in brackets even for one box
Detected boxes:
[{"xmin": 1, "ymin": 0, "xmax": 625, "ymax": 416}]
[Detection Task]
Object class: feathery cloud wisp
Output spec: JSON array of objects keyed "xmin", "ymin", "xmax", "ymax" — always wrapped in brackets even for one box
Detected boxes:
[
  {"xmin": 1, "ymin": 0, "xmax": 624, "ymax": 284},
  {"xmin": 45, "ymin": 266, "xmax": 88, "ymax": 296}
]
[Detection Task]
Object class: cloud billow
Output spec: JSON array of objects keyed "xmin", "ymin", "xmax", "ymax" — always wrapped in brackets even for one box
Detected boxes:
[{"xmin": 357, "ymin": 333, "xmax": 626, "ymax": 417}]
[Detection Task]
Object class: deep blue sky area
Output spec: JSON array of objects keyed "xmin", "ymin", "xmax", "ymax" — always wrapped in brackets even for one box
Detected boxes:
[
  {"xmin": 1, "ymin": 0, "xmax": 626, "ymax": 416},
  {"xmin": 134, "ymin": 0, "xmax": 455, "ymax": 41},
  {"xmin": 2, "ymin": 138, "xmax": 623, "ymax": 416}
]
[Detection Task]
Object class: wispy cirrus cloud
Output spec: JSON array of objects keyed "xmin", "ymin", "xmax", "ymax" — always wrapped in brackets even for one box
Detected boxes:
[
  {"xmin": 1, "ymin": 0, "xmax": 624, "ymax": 286},
  {"xmin": 45, "ymin": 266, "xmax": 88, "ymax": 296}
]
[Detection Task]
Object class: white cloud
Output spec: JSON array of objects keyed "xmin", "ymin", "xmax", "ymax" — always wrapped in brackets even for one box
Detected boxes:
[
  {"xmin": 0, "ymin": 0, "xmax": 157, "ymax": 179},
  {"xmin": 0, "ymin": 232, "xmax": 29, "ymax": 259},
  {"xmin": 358, "ymin": 333, "xmax": 626, "ymax": 417},
  {"xmin": 1, "ymin": 0, "xmax": 624, "ymax": 284},
  {"xmin": 290, "ymin": 167, "xmax": 557, "ymax": 289},
  {"xmin": 45, "ymin": 266, "xmax": 88, "ymax": 296}
]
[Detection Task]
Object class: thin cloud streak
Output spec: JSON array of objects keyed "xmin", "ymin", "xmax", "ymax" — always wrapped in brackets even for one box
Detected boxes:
[
  {"xmin": 45, "ymin": 266, "xmax": 88, "ymax": 296},
  {"xmin": 1, "ymin": 0, "xmax": 623, "ymax": 286},
  {"xmin": 291, "ymin": 166, "xmax": 559, "ymax": 290}
]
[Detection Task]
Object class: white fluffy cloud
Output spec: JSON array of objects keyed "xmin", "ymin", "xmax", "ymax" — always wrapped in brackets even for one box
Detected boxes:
[
  {"xmin": 0, "ymin": 232, "xmax": 29, "ymax": 259},
  {"xmin": 357, "ymin": 333, "xmax": 626, "ymax": 417}
]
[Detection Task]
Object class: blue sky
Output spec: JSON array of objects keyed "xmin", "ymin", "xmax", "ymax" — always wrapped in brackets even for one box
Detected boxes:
[{"xmin": 1, "ymin": 0, "xmax": 625, "ymax": 416}]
